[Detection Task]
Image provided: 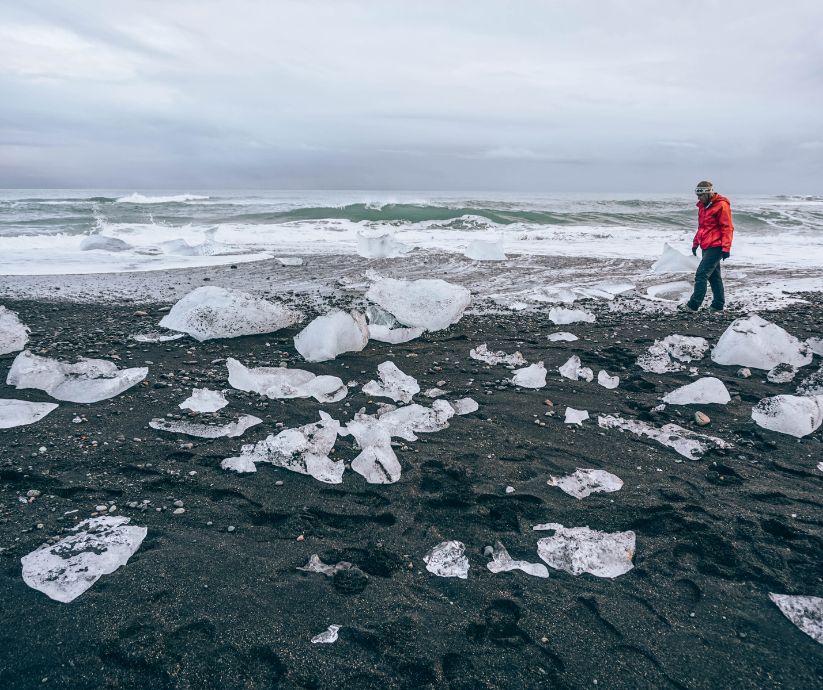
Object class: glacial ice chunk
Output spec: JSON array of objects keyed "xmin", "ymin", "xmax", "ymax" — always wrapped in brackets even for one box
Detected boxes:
[
  {"xmin": 357, "ymin": 230, "xmax": 410, "ymax": 258},
  {"xmin": 0, "ymin": 399, "xmax": 59, "ymax": 429},
  {"xmin": 547, "ymin": 469, "xmax": 623, "ymax": 499},
  {"xmin": 227, "ymin": 358, "xmax": 347, "ymax": 403},
  {"xmin": 652, "ymin": 242, "xmax": 700, "ymax": 274},
  {"xmin": 294, "ymin": 310, "xmax": 369, "ymax": 362},
  {"xmin": 486, "ymin": 541, "xmax": 549, "ymax": 578},
  {"xmin": 637, "ymin": 334, "xmax": 709, "ymax": 373},
  {"xmin": 159, "ymin": 286, "xmax": 302, "ymax": 341},
  {"xmin": 0, "ymin": 306, "xmax": 29, "ymax": 355},
  {"xmin": 766, "ymin": 363, "xmax": 797, "ymax": 384},
  {"xmin": 768, "ymin": 594, "xmax": 823, "ymax": 644},
  {"xmin": 511, "ymin": 362, "xmax": 546, "ymax": 388},
  {"xmin": 464, "ymin": 238, "xmax": 507, "ymax": 261},
  {"xmin": 424, "ymin": 541, "xmax": 469, "ymax": 579},
  {"xmin": 131, "ymin": 331, "xmax": 184, "ymax": 343},
  {"xmin": 368, "ymin": 324, "xmax": 424, "ymax": 344},
  {"xmin": 547, "ymin": 332, "xmax": 578, "ymax": 342},
  {"xmin": 807, "ymin": 337, "xmax": 823, "ymax": 356},
  {"xmin": 297, "ymin": 554, "xmax": 352, "ymax": 577},
  {"xmin": 797, "ymin": 365, "xmax": 823, "ymax": 396},
  {"xmin": 751, "ymin": 395, "xmax": 823, "ymax": 438},
  {"xmin": 377, "ymin": 400, "xmax": 455, "ymax": 441},
  {"xmin": 712, "ymin": 315, "xmax": 812, "ymax": 370},
  {"xmin": 311, "ymin": 625, "xmax": 341, "ymax": 644},
  {"xmin": 564, "ymin": 407, "xmax": 590, "ymax": 425},
  {"xmin": 598, "ymin": 414, "xmax": 732, "ymax": 460},
  {"xmin": 366, "ymin": 278, "xmax": 471, "ymax": 332},
  {"xmin": 662, "ymin": 377, "xmax": 731, "ymax": 405},
  {"xmin": 448, "ymin": 397, "xmax": 479, "ymax": 415},
  {"xmin": 597, "ymin": 371, "xmax": 620, "ymax": 389},
  {"xmin": 179, "ymin": 388, "xmax": 228, "ymax": 412},
  {"xmin": 533, "ymin": 523, "xmax": 635, "ymax": 578},
  {"xmin": 470, "ymin": 343, "xmax": 527, "ymax": 366},
  {"xmin": 149, "ymin": 414, "xmax": 262, "ymax": 439},
  {"xmin": 558, "ymin": 355, "xmax": 593, "ymax": 382},
  {"xmin": 362, "ymin": 361, "xmax": 420, "ymax": 403},
  {"xmin": 549, "ymin": 307, "xmax": 595, "ymax": 325},
  {"xmin": 340, "ymin": 413, "xmax": 401, "ymax": 484},
  {"xmin": 21, "ymin": 516, "xmax": 147, "ymax": 603},
  {"xmin": 276, "ymin": 257, "xmax": 303, "ymax": 266}
]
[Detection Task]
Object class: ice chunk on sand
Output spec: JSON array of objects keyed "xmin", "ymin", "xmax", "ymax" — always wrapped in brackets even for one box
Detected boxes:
[
  {"xmin": 131, "ymin": 331, "xmax": 184, "ymax": 343},
  {"xmin": 357, "ymin": 230, "xmax": 410, "ymax": 258},
  {"xmin": 362, "ymin": 361, "xmax": 420, "ymax": 403},
  {"xmin": 368, "ymin": 324, "xmax": 424, "ymax": 344},
  {"xmin": 807, "ymin": 337, "xmax": 823, "ymax": 356},
  {"xmin": 564, "ymin": 407, "xmax": 589, "ymax": 425},
  {"xmin": 311, "ymin": 625, "xmax": 341, "ymax": 644},
  {"xmin": 511, "ymin": 362, "xmax": 546, "ymax": 388},
  {"xmin": 547, "ymin": 469, "xmax": 623, "ymax": 499},
  {"xmin": 220, "ymin": 412, "xmax": 343, "ymax": 482},
  {"xmin": 547, "ymin": 332, "xmax": 578, "ymax": 342},
  {"xmin": 424, "ymin": 541, "xmax": 469, "ymax": 579},
  {"xmin": 797, "ymin": 365, "xmax": 823, "ymax": 396},
  {"xmin": 549, "ymin": 307, "xmax": 595, "ymax": 325},
  {"xmin": 558, "ymin": 355, "xmax": 593, "ymax": 382},
  {"xmin": 366, "ymin": 278, "xmax": 471, "ymax": 332},
  {"xmin": 340, "ymin": 413, "xmax": 401, "ymax": 484},
  {"xmin": 377, "ymin": 400, "xmax": 455, "ymax": 441},
  {"xmin": 598, "ymin": 414, "xmax": 732, "ymax": 460},
  {"xmin": 179, "ymin": 388, "xmax": 228, "ymax": 413},
  {"xmin": 652, "ymin": 242, "xmax": 699, "ymax": 274},
  {"xmin": 751, "ymin": 395, "xmax": 823, "ymax": 438},
  {"xmin": 227, "ymin": 358, "xmax": 347, "ymax": 403},
  {"xmin": 597, "ymin": 370, "xmax": 620, "ymax": 389},
  {"xmin": 662, "ymin": 377, "xmax": 731, "ymax": 405},
  {"xmin": 637, "ymin": 334, "xmax": 708, "ymax": 373},
  {"xmin": 766, "ymin": 363, "xmax": 797, "ymax": 383},
  {"xmin": 276, "ymin": 257, "xmax": 303, "ymax": 266},
  {"xmin": 297, "ymin": 554, "xmax": 352, "ymax": 577},
  {"xmin": 712, "ymin": 314, "xmax": 812, "ymax": 370},
  {"xmin": 424, "ymin": 388, "xmax": 447, "ymax": 398},
  {"xmin": 149, "ymin": 414, "xmax": 262, "ymax": 439},
  {"xmin": 159, "ymin": 286, "xmax": 301, "ymax": 341},
  {"xmin": 486, "ymin": 541, "xmax": 549, "ymax": 578},
  {"xmin": 768, "ymin": 594, "xmax": 823, "ymax": 644},
  {"xmin": 294, "ymin": 310, "xmax": 368, "ymax": 362},
  {"xmin": 21, "ymin": 516, "xmax": 147, "ymax": 603},
  {"xmin": 0, "ymin": 306, "xmax": 29, "ymax": 355},
  {"xmin": 533, "ymin": 523, "xmax": 635, "ymax": 578},
  {"xmin": 470, "ymin": 343, "xmax": 527, "ymax": 366},
  {"xmin": 7, "ymin": 351, "xmax": 147, "ymax": 403},
  {"xmin": 464, "ymin": 238, "xmax": 507, "ymax": 261},
  {"xmin": 0, "ymin": 399, "xmax": 59, "ymax": 429},
  {"xmin": 448, "ymin": 397, "xmax": 479, "ymax": 415}
]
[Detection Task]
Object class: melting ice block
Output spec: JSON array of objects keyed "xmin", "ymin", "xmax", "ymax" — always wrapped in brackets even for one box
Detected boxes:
[
  {"xmin": 637, "ymin": 334, "xmax": 708, "ymax": 373},
  {"xmin": 549, "ymin": 307, "xmax": 595, "ymax": 325},
  {"xmin": 751, "ymin": 395, "xmax": 823, "ymax": 438},
  {"xmin": 340, "ymin": 413, "xmax": 401, "ymax": 484},
  {"xmin": 558, "ymin": 355, "xmax": 593, "ymax": 382},
  {"xmin": 533, "ymin": 523, "xmax": 635, "ymax": 578},
  {"xmin": 464, "ymin": 238, "xmax": 507, "ymax": 261},
  {"xmin": 357, "ymin": 230, "xmax": 410, "ymax": 258},
  {"xmin": 131, "ymin": 331, "xmax": 184, "ymax": 343},
  {"xmin": 365, "ymin": 304, "xmax": 424, "ymax": 344},
  {"xmin": 311, "ymin": 625, "xmax": 341, "ymax": 644},
  {"xmin": 0, "ymin": 306, "xmax": 29, "ymax": 355},
  {"xmin": 807, "ymin": 337, "xmax": 823, "ymax": 356},
  {"xmin": 547, "ymin": 332, "xmax": 578, "ymax": 342},
  {"xmin": 511, "ymin": 362, "xmax": 546, "ymax": 388},
  {"xmin": 179, "ymin": 388, "xmax": 228, "ymax": 412},
  {"xmin": 377, "ymin": 400, "xmax": 455, "ymax": 441},
  {"xmin": 149, "ymin": 414, "xmax": 262, "ymax": 439},
  {"xmin": 712, "ymin": 314, "xmax": 812, "ymax": 370},
  {"xmin": 294, "ymin": 310, "xmax": 368, "ymax": 362},
  {"xmin": 564, "ymin": 407, "xmax": 589, "ymax": 425},
  {"xmin": 362, "ymin": 361, "xmax": 420, "ymax": 403},
  {"xmin": 21, "ymin": 516, "xmax": 147, "ymax": 603},
  {"xmin": 652, "ymin": 242, "xmax": 700, "ymax": 274},
  {"xmin": 768, "ymin": 594, "xmax": 823, "ymax": 644},
  {"xmin": 548, "ymin": 469, "xmax": 623, "ymax": 499},
  {"xmin": 766, "ymin": 363, "xmax": 797, "ymax": 384},
  {"xmin": 797, "ymin": 365, "xmax": 823, "ymax": 396},
  {"xmin": 486, "ymin": 541, "xmax": 549, "ymax": 578},
  {"xmin": 276, "ymin": 256, "xmax": 303, "ymax": 266},
  {"xmin": 159, "ymin": 286, "xmax": 302, "ymax": 341},
  {"xmin": 597, "ymin": 371, "xmax": 620, "ymax": 389},
  {"xmin": 424, "ymin": 541, "xmax": 469, "ymax": 579},
  {"xmin": 7, "ymin": 351, "xmax": 147, "ymax": 403},
  {"xmin": 598, "ymin": 414, "xmax": 732, "ymax": 460},
  {"xmin": 0, "ymin": 399, "xmax": 59, "ymax": 429},
  {"xmin": 366, "ymin": 278, "xmax": 471, "ymax": 332},
  {"xmin": 448, "ymin": 397, "xmax": 479, "ymax": 415},
  {"xmin": 227, "ymin": 358, "xmax": 347, "ymax": 403},
  {"xmin": 470, "ymin": 343, "xmax": 526, "ymax": 366},
  {"xmin": 662, "ymin": 377, "xmax": 731, "ymax": 405}
]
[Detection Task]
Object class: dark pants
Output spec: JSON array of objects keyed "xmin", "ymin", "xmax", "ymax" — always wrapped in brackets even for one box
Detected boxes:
[{"xmin": 687, "ymin": 246, "xmax": 724, "ymax": 310}]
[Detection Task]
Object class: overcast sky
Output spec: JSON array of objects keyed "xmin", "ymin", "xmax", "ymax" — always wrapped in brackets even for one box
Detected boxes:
[{"xmin": 1, "ymin": 0, "xmax": 821, "ymax": 192}]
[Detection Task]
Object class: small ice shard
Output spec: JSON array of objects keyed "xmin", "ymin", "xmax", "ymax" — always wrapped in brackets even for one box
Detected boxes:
[
  {"xmin": 0, "ymin": 306, "xmax": 30, "ymax": 355},
  {"xmin": 362, "ymin": 361, "xmax": 420, "ymax": 403},
  {"xmin": 547, "ymin": 469, "xmax": 623, "ymax": 499},
  {"xmin": 767, "ymin": 363, "xmax": 797, "ymax": 384},
  {"xmin": 511, "ymin": 362, "xmax": 546, "ymax": 388},
  {"xmin": 768, "ymin": 594, "xmax": 823, "ymax": 644},
  {"xmin": 597, "ymin": 370, "xmax": 620, "ymax": 389},
  {"xmin": 424, "ymin": 388, "xmax": 447, "ymax": 398},
  {"xmin": 220, "ymin": 412, "xmax": 343, "ymax": 482},
  {"xmin": 558, "ymin": 355, "xmax": 593, "ymax": 382},
  {"xmin": 340, "ymin": 413, "xmax": 401, "ymax": 484},
  {"xmin": 227, "ymin": 358, "xmax": 347, "ymax": 403},
  {"xmin": 7, "ymin": 351, "xmax": 147, "ymax": 403},
  {"xmin": 549, "ymin": 307, "xmax": 595, "ymax": 325},
  {"xmin": 0, "ymin": 399, "xmax": 59, "ymax": 429},
  {"xmin": 464, "ymin": 238, "xmax": 507, "ymax": 261},
  {"xmin": 564, "ymin": 407, "xmax": 589, "ymax": 425},
  {"xmin": 311, "ymin": 625, "xmax": 341, "ymax": 644},
  {"xmin": 131, "ymin": 331, "xmax": 185, "ymax": 343},
  {"xmin": 276, "ymin": 256, "xmax": 303, "ymax": 266},
  {"xmin": 424, "ymin": 540, "xmax": 469, "ymax": 579},
  {"xmin": 79, "ymin": 235, "xmax": 132, "ymax": 252},
  {"xmin": 662, "ymin": 377, "xmax": 731, "ymax": 405},
  {"xmin": 297, "ymin": 554, "xmax": 352, "ymax": 577},
  {"xmin": 366, "ymin": 278, "xmax": 471, "ymax": 332},
  {"xmin": 469, "ymin": 343, "xmax": 527, "ymax": 367},
  {"xmin": 807, "ymin": 337, "xmax": 823, "ymax": 356},
  {"xmin": 21, "ymin": 516, "xmax": 147, "ymax": 603},
  {"xmin": 711, "ymin": 314, "xmax": 812, "ymax": 370},
  {"xmin": 751, "ymin": 395, "xmax": 823, "ymax": 438},
  {"xmin": 179, "ymin": 388, "xmax": 228, "ymax": 413},
  {"xmin": 533, "ymin": 523, "xmax": 635, "ymax": 578},
  {"xmin": 547, "ymin": 332, "xmax": 578, "ymax": 342},
  {"xmin": 598, "ymin": 414, "xmax": 732, "ymax": 460},
  {"xmin": 637, "ymin": 334, "xmax": 709, "ymax": 374},
  {"xmin": 652, "ymin": 242, "xmax": 700, "ymax": 274},
  {"xmin": 294, "ymin": 310, "xmax": 369, "ymax": 362},
  {"xmin": 357, "ymin": 230, "xmax": 410, "ymax": 258},
  {"xmin": 448, "ymin": 397, "xmax": 479, "ymax": 415},
  {"xmin": 797, "ymin": 365, "xmax": 823, "ymax": 396},
  {"xmin": 486, "ymin": 541, "xmax": 549, "ymax": 578},
  {"xmin": 149, "ymin": 414, "xmax": 262, "ymax": 439},
  {"xmin": 377, "ymin": 400, "xmax": 455, "ymax": 441},
  {"xmin": 159, "ymin": 286, "xmax": 302, "ymax": 341}
]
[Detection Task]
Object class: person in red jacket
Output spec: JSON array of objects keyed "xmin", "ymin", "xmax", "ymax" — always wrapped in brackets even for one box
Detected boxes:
[{"xmin": 681, "ymin": 180, "xmax": 733, "ymax": 312}]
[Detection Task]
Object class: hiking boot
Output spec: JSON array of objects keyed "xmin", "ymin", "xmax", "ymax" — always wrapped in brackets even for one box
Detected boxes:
[
  {"xmin": 678, "ymin": 303, "xmax": 698, "ymax": 313},
  {"xmin": 709, "ymin": 305, "xmax": 724, "ymax": 312}
]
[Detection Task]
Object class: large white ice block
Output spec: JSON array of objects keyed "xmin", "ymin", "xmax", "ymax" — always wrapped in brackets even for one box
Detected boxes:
[
  {"xmin": 226, "ymin": 358, "xmax": 346, "ymax": 403},
  {"xmin": 0, "ymin": 399, "xmax": 59, "ymax": 429},
  {"xmin": 662, "ymin": 377, "xmax": 731, "ymax": 405},
  {"xmin": 0, "ymin": 306, "xmax": 30, "ymax": 355},
  {"xmin": 712, "ymin": 315, "xmax": 812, "ymax": 370},
  {"xmin": 179, "ymin": 388, "xmax": 228, "ymax": 412},
  {"xmin": 511, "ymin": 362, "xmax": 546, "ymax": 388},
  {"xmin": 751, "ymin": 395, "xmax": 823, "ymax": 438},
  {"xmin": 294, "ymin": 310, "xmax": 368, "ymax": 362},
  {"xmin": 366, "ymin": 278, "xmax": 471, "ymax": 332}
]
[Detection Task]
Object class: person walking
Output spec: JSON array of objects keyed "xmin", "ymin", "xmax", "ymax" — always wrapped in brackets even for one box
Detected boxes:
[{"xmin": 681, "ymin": 180, "xmax": 733, "ymax": 312}]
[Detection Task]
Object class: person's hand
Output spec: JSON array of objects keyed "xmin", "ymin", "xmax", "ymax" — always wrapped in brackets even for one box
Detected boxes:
[
  {"xmin": 691, "ymin": 247, "xmax": 697, "ymax": 256},
  {"xmin": 721, "ymin": 251, "xmax": 730, "ymax": 260}
]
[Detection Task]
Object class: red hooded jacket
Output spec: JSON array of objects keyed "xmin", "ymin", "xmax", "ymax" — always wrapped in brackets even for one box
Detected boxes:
[{"xmin": 692, "ymin": 194, "xmax": 733, "ymax": 253}]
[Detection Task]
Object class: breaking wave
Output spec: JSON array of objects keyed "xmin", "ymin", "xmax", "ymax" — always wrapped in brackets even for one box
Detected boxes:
[{"xmin": 115, "ymin": 193, "xmax": 211, "ymax": 204}]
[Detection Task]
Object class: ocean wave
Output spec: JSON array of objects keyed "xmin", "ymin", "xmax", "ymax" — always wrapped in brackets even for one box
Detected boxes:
[{"xmin": 115, "ymin": 193, "xmax": 211, "ymax": 204}]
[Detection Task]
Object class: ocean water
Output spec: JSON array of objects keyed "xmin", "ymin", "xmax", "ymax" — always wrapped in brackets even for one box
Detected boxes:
[{"xmin": 1, "ymin": 189, "xmax": 821, "ymax": 276}]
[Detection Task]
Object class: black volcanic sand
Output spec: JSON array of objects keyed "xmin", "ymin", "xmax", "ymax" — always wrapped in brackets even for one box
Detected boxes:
[{"xmin": 1, "ymin": 295, "xmax": 822, "ymax": 690}]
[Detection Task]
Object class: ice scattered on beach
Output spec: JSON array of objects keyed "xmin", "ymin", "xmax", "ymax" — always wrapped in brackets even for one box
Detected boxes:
[
  {"xmin": 297, "ymin": 554, "xmax": 352, "ymax": 577},
  {"xmin": 448, "ymin": 397, "xmax": 479, "ymax": 415},
  {"xmin": 7, "ymin": 351, "xmax": 147, "ymax": 403},
  {"xmin": 533, "ymin": 523, "xmax": 635, "ymax": 578},
  {"xmin": 365, "ymin": 305, "xmax": 424, "ymax": 344},
  {"xmin": 276, "ymin": 257, "xmax": 303, "ymax": 266},
  {"xmin": 131, "ymin": 331, "xmax": 184, "ymax": 343},
  {"xmin": 711, "ymin": 315, "xmax": 812, "ymax": 370},
  {"xmin": 597, "ymin": 370, "xmax": 620, "ymax": 389},
  {"xmin": 751, "ymin": 395, "xmax": 823, "ymax": 438},
  {"xmin": 377, "ymin": 400, "xmax": 455, "ymax": 441},
  {"xmin": 362, "ymin": 361, "xmax": 420, "ymax": 403},
  {"xmin": 294, "ymin": 310, "xmax": 368, "ymax": 362},
  {"xmin": 652, "ymin": 242, "xmax": 699, "ymax": 274},
  {"xmin": 797, "ymin": 365, "xmax": 823, "ymax": 396},
  {"xmin": 149, "ymin": 414, "xmax": 262, "ymax": 439},
  {"xmin": 0, "ymin": 306, "xmax": 29, "ymax": 355},
  {"xmin": 547, "ymin": 332, "xmax": 578, "ymax": 342},
  {"xmin": 549, "ymin": 307, "xmax": 595, "ymax": 325},
  {"xmin": 179, "ymin": 388, "xmax": 228, "ymax": 413},
  {"xmin": 511, "ymin": 362, "xmax": 546, "ymax": 388},
  {"xmin": 558, "ymin": 355, "xmax": 593, "ymax": 382},
  {"xmin": 598, "ymin": 414, "xmax": 732, "ymax": 460},
  {"xmin": 766, "ymin": 363, "xmax": 797, "ymax": 384},
  {"xmin": 159, "ymin": 286, "xmax": 302, "ymax": 341},
  {"xmin": 662, "ymin": 377, "xmax": 731, "ymax": 405},
  {"xmin": 564, "ymin": 407, "xmax": 589, "ymax": 425},
  {"xmin": 486, "ymin": 541, "xmax": 549, "ymax": 578},
  {"xmin": 21, "ymin": 516, "xmax": 147, "ymax": 603},
  {"xmin": 768, "ymin": 594, "xmax": 823, "ymax": 644},
  {"xmin": 424, "ymin": 540, "xmax": 469, "ymax": 579},
  {"xmin": 366, "ymin": 278, "xmax": 471, "ymax": 332},
  {"xmin": 637, "ymin": 334, "xmax": 708, "ymax": 373},
  {"xmin": 0, "ymin": 399, "xmax": 59, "ymax": 429},
  {"xmin": 227, "ymin": 358, "xmax": 347, "ymax": 403},
  {"xmin": 311, "ymin": 625, "xmax": 341, "ymax": 644},
  {"xmin": 357, "ymin": 230, "xmax": 411, "ymax": 258},
  {"xmin": 469, "ymin": 343, "xmax": 527, "ymax": 366},
  {"xmin": 548, "ymin": 469, "xmax": 623, "ymax": 499},
  {"xmin": 464, "ymin": 238, "xmax": 507, "ymax": 261},
  {"xmin": 340, "ymin": 413, "xmax": 401, "ymax": 484}
]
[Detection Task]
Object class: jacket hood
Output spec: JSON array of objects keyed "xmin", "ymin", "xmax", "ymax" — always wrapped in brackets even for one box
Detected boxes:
[{"xmin": 697, "ymin": 193, "xmax": 730, "ymax": 209}]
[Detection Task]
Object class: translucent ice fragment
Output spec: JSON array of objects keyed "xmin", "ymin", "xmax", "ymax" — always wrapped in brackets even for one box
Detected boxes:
[
  {"xmin": 470, "ymin": 343, "xmax": 527, "ymax": 366},
  {"xmin": 311, "ymin": 625, "xmax": 341, "ymax": 644},
  {"xmin": 0, "ymin": 306, "xmax": 29, "ymax": 355},
  {"xmin": 276, "ymin": 256, "xmax": 303, "ymax": 266},
  {"xmin": 807, "ymin": 337, "xmax": 823, "ymax": 356},
  {"xmin": 340, "ymin": 413, "xmax": 401, "ymax": 484},
  {"xmin": 464, "ymin": 238, "xmax": 507, "ymax": 261},
  {"xmin": 533, "ymin": 522, "xmax": 635, "ymax": 578},
  {"xmin": 486, "ymin": 541, "xmax": 549, "ymax": 578},
  {"xmin": 149, "ymin": 414, "xmax": 262, "ymax": 438},
  {"xmin": 637, "ymin": 334, "xmax": 708, "ymax": 373},
  {"xmin": 227, "ymin": 358, "xmax": 346, "ymax": 403},
  {"xmin": 362, "ymin": 361, "xmax": 420, "ymax": 403},
  {"xmin": 377, "ymin": 400, "xmax": 455, "ymax": 441},
  {"xmin": 712, "ymin": 315, "xmax": 812, "ymax": 370},
  {"xmin": 297, "ymin": 554, "xmax": 352, "ymax": 577},
  {"xmin": 131, "ymin": 331, "xmax": 184, "ymax": 343},
  {"xmin": 448, "ymin": 397, "xmax": 479, "ymax": 415},
  {"xmin": 597, "ymin": 370, "xmax": 620, "ymax": 389},
  {"xmin": 511, "ymin": 362, "xmax": 546, "ymax": 388},
  {"xmin": 751, "ymin": 395, "xmax": 823, "ymax": 438},
  {"xmin": 652, "ymin": 242, "xmax": 699, "ymax": 274},
  {"xmin": 357, "ymin": 230, "xmax": 410, "ymax": 258},
  {"xmin": 564, "ymin": 407, "xmax": 589, "ymax": 425},
  {"xmin": 598, "ymin": 414, "xmax": 732, "ymax": 460},
  {"xmin": 768, "ymin": 594, "xmax": 823, "ymax": 644},
  {"xmin": 547, "ymin": 332, "xmax": 578, "ymax": 342},
  {"xmin": 558, "ymin": 355, "xmax": 593, "ymax": 382},
  {"xmin": 549, "ymin": 307, "xmax": 595, "ymax": 325},
  {"xmin": 547, "ymin": 469, "xmax": 623, "ymax": 499},
  {"xmin": 424, "ymin": 540, "xmax": 469, "ymax": 579},
  {"xmin": 662, "ymin": 377, "xmax": 731, "ymax": 405},
  {"xmin": 294, "ymin": 310, "xmax": 368, "ymax": 362},
  {"xmin": 179, "ymin": 388, "xmax": 228, "ymax": 413},
  {"xmin": 368, "ymin": 324, "xmax": 424, "ymax": 344},
  {"xmin": 366, "ymin": 278, "xmax": 471, "ymax": 332},
  {"xmin": 0, "ymin": 399, "xmax": 59, "ymax": 429}
]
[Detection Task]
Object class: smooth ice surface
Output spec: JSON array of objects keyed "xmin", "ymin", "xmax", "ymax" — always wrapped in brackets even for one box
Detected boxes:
[
  {"xmin": 564, "ymin": 407, "xmax": 589, "ymax": 425},
  {"xmin": 179, "ymin": 388, "xmax": 228, "ymax": 412},
  {"xmin": 464, "ymin": 238, "xmax": 507, "ymax": 261},
  {"xmin": 294, "ymin": 310, "xmax": 368, "ymax": 362},
  {"xmin": 368, "ymin": 324, "xmax": 424, "ymax": 344},
  {"xmin": 549, "ymin": 307, "xmax": 595, "ymax": 325},
  {"xmin": 486, "ymin": 541, "xmax": 549, "ymax": 578},
  {"xmin": 470, "ymin": 343, "xmax": 527, "ymax": 366},
  {"xmin": 766, "ymin": 363, "xmax": 797, "ymax": 383},
  {"xmin": 662, "ymin": 377, "xmax": 731, "ymax": 405},
  {"xmin": 297, "ymin": 554, "xmax": 352, "ymax": 577},
  {"xmin": 448, "ymin": 397, "xmax": 479, "ymax": 415},
  {"xmin": 149, "ymin": 414, "xmax": 262, "ymax": 438},
  {"xmin": 638, "ymin": 334, "xmax": 708, "ymax": 373},
  {"xmin": 159, "ymin": 286, "xmax": 302, "ymax": 341},
  {"xmin": 548, "ymin": 469, "xmax": 623, "ymax": 499},
  {"xmin": 7, "ymin": 351, "xmax": 147, "ymax": 403},
  {"xmin": 340, "ymin": 413, "xmax": 401, "ymax": 484},
  {"xmin": 547, "ymin": 332, "xmax": 578, "ymax": 342},
  {"xmin": 751, "ymin": 395, "xmax": 823, "ymax": 438},
  {"xmin": 424, "ymin": 541, "xmax": 469, "ymax": 579},
  {"xmin": 311, "ymin": 625, "xmax": 341, "ymax": 644},
  {"xmin": 768, "ymin": 594, "xmax": 823, "ymax": 644},
  {"xmin": 807, "ymin": 337, "xmax": 823, "ymax": 356},
  {"xmin": 597, "ymin": 370, "xmax": 620, "ymax": 389},
  {"xmin": 558, "ymin": 355, "xmax": 593, "ymax": 382},
  {"xmin": 797, "ymin": 365, "xmax": 823, "ymax": 396},
  {"xmin": 598, "ymin": 414, "xmax": 732, "ymax": 460},
  {"xmin": 21, "ymin": 516, "xmax": 147, "ymax": 603},
  {"xmin": 0, "ymin": 306, "xmax": 29, "ymax": 355},
  {"xmin": 511, "ymin": 362, "xmax": 546, "ymax": 388},
  {"xmin": 424, "ymin": 387, "xmax": 447, "ymax": 398},
  {"xmin": 652, "ymin": 242, "xmax": 700, "ymax": 274},
  {"xmin": 362, "ymin": 361, "xmax": 420, "ymax": 403},
  {"xmin": 131, "ymin": 331, "xmax": 184, "ymax": 343},
  {"xmin": 227, "ymin": 358, "xmax": 347, "ymax": 403},
  {"xmin": 366, "ymin": 278, "xmax": 471, "ymax": 332},
  {"xmin": 0, "ymin": 399, "xmax": 59, "ymax": 429},
  {"xmin": 534, "ymin": 523, "xmax": 635, "ymax": 578},
  {"xmin": 357, "ymin": 230, "xmax": 410, "ymax": 258},
  {"xmin": 712, "ymin": 315, "xmax": 812, "ymax": 370},
  {"xmin": 276, "ymin": 256, "xmax": 303, "ymax": 266},
  {"xmin": 377, "ymin": 400, "xmax": 455, "ymax": 441}
]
